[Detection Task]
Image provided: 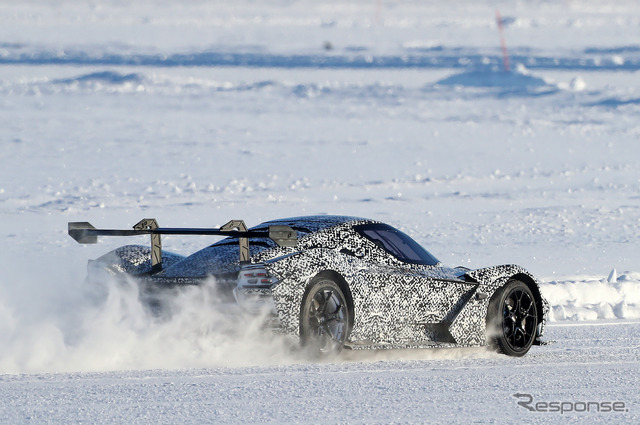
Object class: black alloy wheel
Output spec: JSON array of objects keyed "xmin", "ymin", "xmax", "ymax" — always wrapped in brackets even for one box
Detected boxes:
[
  {"xmin": 487, "ymin": 279, "xmax": 538, "ymax": 356},
  {"xmin": 300, "ymin": 278, "xmax": 350, "ymax": 357}
]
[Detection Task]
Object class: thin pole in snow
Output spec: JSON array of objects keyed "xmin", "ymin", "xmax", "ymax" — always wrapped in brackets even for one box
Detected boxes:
[
  {"xmin": 495, "ymin": 9, "xmax": 511, "ymax": 72},
  {"xmin": 375, "ymin": 0, "xmax": 383, "ymax": 25}
]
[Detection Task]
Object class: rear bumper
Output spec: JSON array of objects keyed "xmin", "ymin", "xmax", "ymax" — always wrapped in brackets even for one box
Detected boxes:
[{"xmin": 233, "ymin": 286, "xmax": 281, "ymax": 328}]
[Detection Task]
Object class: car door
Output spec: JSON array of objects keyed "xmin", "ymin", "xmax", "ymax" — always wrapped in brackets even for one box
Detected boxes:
[{"xmin": 351, "ymin": 224, "xmax": 477, "ymax": 345}]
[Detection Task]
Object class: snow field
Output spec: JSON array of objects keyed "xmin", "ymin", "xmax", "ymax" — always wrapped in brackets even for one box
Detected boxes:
[{"xmin": 1, "ymin": 1, "xmax": 639, "ymax": 423}]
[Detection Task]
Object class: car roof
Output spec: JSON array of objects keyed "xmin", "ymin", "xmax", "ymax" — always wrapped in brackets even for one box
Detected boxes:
[{"xmin": 253, "ymin": 215, "xmax": 375, "ymax": 234}]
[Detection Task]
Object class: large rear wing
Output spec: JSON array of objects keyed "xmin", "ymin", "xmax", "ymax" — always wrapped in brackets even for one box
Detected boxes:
[{"xmin": 68, "ymin": 218, "xmax": 296, "ymax": 270}]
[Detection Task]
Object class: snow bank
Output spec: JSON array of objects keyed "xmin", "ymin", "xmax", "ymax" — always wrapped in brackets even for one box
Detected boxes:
[{"xmin": 541, "ymin": 270, "xmax": 640, "ymax": 321}]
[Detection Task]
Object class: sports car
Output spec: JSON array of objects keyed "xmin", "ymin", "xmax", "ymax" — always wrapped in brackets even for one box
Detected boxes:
[{"xmin": 68, "ymin": 215, "xmax": 548, "ymax": 357}]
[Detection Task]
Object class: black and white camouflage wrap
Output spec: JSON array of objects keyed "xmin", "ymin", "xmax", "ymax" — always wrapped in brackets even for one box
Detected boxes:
[{"xmin": 87, "ymin": 215, "xmax": 548, "ymax": 350}]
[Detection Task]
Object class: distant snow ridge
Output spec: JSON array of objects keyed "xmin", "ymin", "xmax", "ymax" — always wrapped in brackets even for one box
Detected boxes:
[
  {"xmin": 541, "ymin": 270, "xmax": 640, "ymax": 321},
  {"xmin": 3, "ymin": 43, "xmax": 640, "ymax": 71}
]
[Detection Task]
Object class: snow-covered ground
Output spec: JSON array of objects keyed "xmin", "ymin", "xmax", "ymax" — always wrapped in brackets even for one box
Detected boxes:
[
  {"xmin": 1, "ymin": 320, "xmax": 639, "ymax": 424},
  {"xmin": 1, "ymin": 0, "xmax": 639, "ymax": 423}
]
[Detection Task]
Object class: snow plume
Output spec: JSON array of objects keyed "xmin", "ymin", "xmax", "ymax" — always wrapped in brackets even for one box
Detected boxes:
[{"xmin": 0, "ymin": 264, "xmax": 295, "ymax": 374}]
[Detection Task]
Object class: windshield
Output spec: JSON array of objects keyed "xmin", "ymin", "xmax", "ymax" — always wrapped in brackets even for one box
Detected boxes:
[{"xmin": 354, "ymin": 223, "xmax": 440, "ymax": 266}]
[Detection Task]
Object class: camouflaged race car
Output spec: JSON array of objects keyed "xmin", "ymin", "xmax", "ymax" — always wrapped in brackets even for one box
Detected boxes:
[{"xmin": 69, "ymin": 215, "xmax": 548, "ymax": 357}]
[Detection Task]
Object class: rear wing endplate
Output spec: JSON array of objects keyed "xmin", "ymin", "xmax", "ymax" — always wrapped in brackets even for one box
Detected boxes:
[{"xmin": 68, "ymin": 218, "xmax": 296, "ymax": 270}]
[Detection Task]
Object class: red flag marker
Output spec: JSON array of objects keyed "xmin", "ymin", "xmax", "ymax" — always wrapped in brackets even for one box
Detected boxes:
[{"xmin": 495, "ymin": 9, "xmax": 511, "ymax": 72}]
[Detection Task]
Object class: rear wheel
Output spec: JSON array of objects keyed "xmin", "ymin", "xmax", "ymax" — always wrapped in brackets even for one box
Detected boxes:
[
  {"xmin": 300, "ymin": 278, "xmax": 350, "ymax": 358},
  {"xmin": 486, "ymin": 279, "xmax": 538, "ymax": 356}
]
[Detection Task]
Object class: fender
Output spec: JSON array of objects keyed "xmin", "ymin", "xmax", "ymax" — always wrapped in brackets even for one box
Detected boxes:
[
  {"xmin": 464, "ymin": 264, "xmax": 537, "ymax": 288},
  {"xmin": 266, "ymin": 248, "xmax": 362, "ymax": 336},
  {"xmin": 464, "ymin": 264, "xmax": 549, "ymax": 342}
]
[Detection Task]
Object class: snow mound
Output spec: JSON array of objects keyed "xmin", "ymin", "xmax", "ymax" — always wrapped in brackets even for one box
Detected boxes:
[
  {"xmin": 540, "ymin": 270, "xmax": 640, "ymax": 321},
  {"xmin": 435, "ymin": 64, "xmax": 555, "ymax": 93},
  {"xmin": 55, "ymin": 70, "xmax": 143, "ymax": 85},
  {"xmin": 589, "ymin": 96, "xmax": 640, "ymax": 107}
]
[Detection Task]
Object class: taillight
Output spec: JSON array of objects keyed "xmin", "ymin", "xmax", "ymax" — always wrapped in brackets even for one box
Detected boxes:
[
  {"xmin": 235, "ymin": 265, "xmax": 279, "ymax": 315},
  {"xmin": 238, "ymin": 266, "xmax": 278, "ymax": 288}
]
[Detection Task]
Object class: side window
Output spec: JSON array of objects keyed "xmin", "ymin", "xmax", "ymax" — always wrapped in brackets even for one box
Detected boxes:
[
  {"xmin": 360, "ymin": 228, "xmax": 403, "ymax": 257},
  {"xmin": 356, "ymin": 224, "xmax": 440, "ymax": 266}
]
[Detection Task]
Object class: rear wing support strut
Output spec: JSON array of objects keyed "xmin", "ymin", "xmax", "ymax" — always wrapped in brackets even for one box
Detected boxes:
[
  {"xmin": 68, "ymin": 218, "xmax": 297, "ymax": 270},
  {"xmin": 220, "ymin": 219, "xmax": 249, "ymax": 263}
]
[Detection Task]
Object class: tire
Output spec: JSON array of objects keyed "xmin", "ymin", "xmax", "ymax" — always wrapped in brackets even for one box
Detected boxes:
[
  {"xmin": 300, "ymin": 278, "xmax": 350, "ymax": 357},
  {"xmin": 486, "ymin": 279, "xmax": 538, "ymax": 357}
]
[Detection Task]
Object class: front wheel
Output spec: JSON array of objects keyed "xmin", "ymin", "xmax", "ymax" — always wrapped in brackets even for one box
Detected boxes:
[
  {"xmin": 486, "ymin": 280, "xmax": 538, "ymax": 357},
  {"xmin": 300, "ymin": 278, "xmax": 350, "ymax": 358}
]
